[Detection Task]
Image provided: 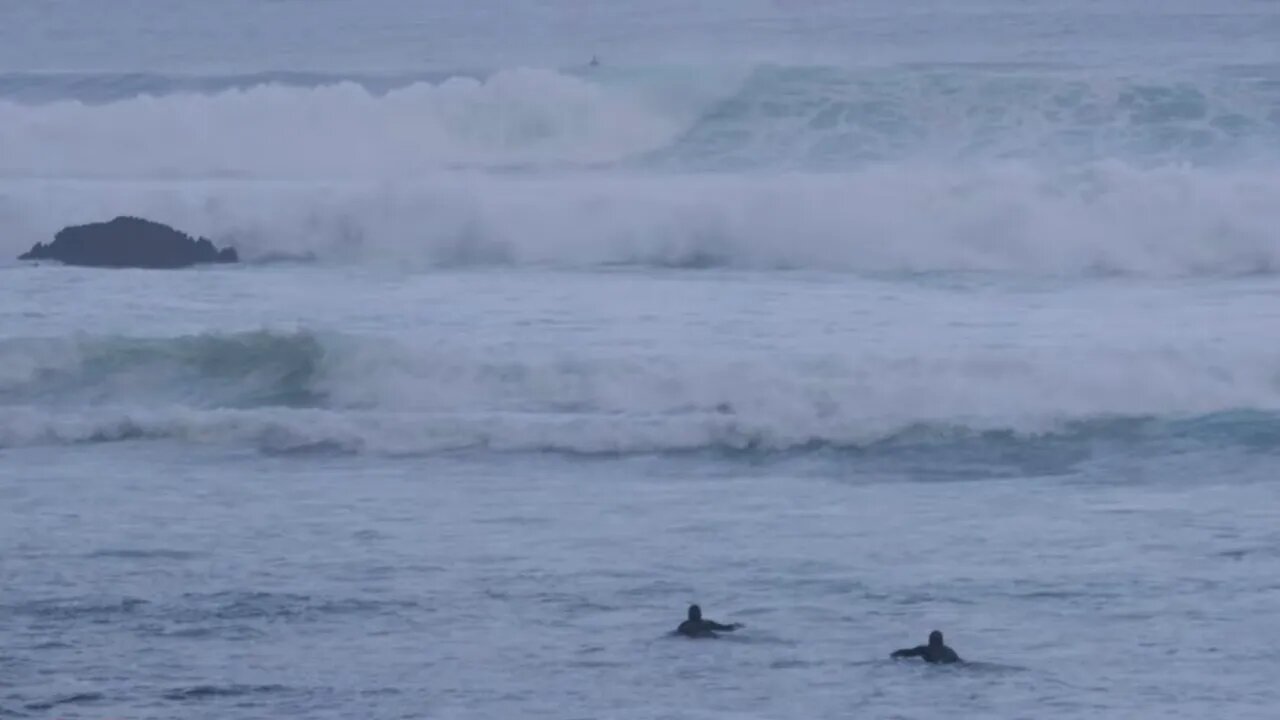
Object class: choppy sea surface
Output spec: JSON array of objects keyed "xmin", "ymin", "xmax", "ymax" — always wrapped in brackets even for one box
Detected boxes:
[{"xmin": 3, "ymin": 2, "xmax": 1280, "ymax": 718}]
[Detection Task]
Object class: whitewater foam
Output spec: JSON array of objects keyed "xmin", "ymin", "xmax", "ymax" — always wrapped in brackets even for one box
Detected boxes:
[
  {"xmin": 0, "ymin": 68, "xmax": 702, "ymax": 178},
  {"xmin": 3, "ymin": 65, "xmax": 1277, "ymax": 177},
  {"xmin": 3, "ymin": 64, "xmax": 1278, "ymax": 276},
  {"xmin": 4, "ymin": 329, "xmax": 1280, "ymax": 456},
  {"xmin": 5, "ymin": 162, "xmax": 1280, "ymax": 276}
]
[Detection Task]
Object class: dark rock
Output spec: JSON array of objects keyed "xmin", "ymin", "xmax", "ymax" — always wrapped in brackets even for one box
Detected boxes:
[{"xmin": 18, "ymin": 216, "xmax": 239, "ymax": 269}]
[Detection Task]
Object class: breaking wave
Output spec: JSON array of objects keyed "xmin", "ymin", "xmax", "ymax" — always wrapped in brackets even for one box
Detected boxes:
[
  {"xmin": 4, "ymin": 63, "xmax": 1279, "ymax": 173},
  {"xmin": 4, "ymin": 330, "xmax": 1280, "ymax": 458},
  {"xmin": 2, "ymin": 165, "xmax": 1278, "ymax": 276},
  {"xmin": 2, "ymin": 63, "xmax": 1278, "ymax": 276}
]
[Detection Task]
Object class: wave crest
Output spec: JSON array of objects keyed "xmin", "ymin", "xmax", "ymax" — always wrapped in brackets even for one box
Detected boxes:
[
  {"xmin": 4, "ymin": 329, "xmax": 1280, "ymax": 458},
  {"xmin": 6, "ymin": 163, "xmax": 1280, "ymax": 276},
  {"xmin": 3, "ymin": 64, "xmax": 1279, "ymax": 276},
  {"xmin": 4, "ymin": 407, "xmax": 1279, "ymax": 464},
  {"xmin": 3, "ymin": 64, "xmax": 1277, "ymax": 177},
  {"xmin": 0, "ymin": 330, "xmax": 325, "ymax": 408},
  {"xmin": 0, "ymin": 68, "xmax": 695, "ymax": 178}
]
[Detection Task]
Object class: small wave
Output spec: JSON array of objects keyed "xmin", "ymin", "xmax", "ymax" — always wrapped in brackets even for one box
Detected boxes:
[
  {"xmin": 9, "ymin": 596, "xmax": 148, "ymax": 620},
  {"xmin": 0, "ymin": 329, "xmax": 326, "ymax": 409},
  {"xmin": 185, "ymin": 591, "xmax": 314, "ymax": 621},
  {"xmin": 2, "ymin": 406, "xmax": 1278, "ymax": 465},
  {"xmin": 86, "ymin": 548, "xmax": 204, "ymax": 561},
  {"xmin": 141, "ymin": 624, "xmax": 265, "ymax": 641},
  {"xmin": 161, "ymin": 684, "xmax": 287, "ymax": 701},
  {"xmin": 0, "ymin": 69, "xmax": 477, "ymax": 104},
  {"xmin": 168, "ymin": 591, "xmax": 419, "ymax": 623},
  {"xmin": 22, "ymin": 692, "xmax": 104, "ymax": 712}
]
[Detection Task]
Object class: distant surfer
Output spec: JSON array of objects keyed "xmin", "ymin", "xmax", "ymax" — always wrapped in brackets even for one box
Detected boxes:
[
  {"xmin": 588, "ymin": 55, "xmax": 600, "ymax": 68},
  {"xmin": 676, "ymin": 604, "xmax": 742, "ymax": 638},
  {"xmin": 891, "ymin": 630, "xmax": 962, "ymax": 664}
]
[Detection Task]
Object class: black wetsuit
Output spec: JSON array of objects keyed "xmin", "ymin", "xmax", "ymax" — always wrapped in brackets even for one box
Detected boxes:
[
  {"xmin": 676, "ymin": 605, "xmax": 741, "ymax": 638},
  {"xmin": 676, "ymin": 618, "xmax": 739, "ymax": 638},
  {"xmin": 892, "ymin": 632, "xmax": 962, "ymax": 663},
  {"xmin": 891, "ymin": 644, "xmax": 961, "ymax": 663}
]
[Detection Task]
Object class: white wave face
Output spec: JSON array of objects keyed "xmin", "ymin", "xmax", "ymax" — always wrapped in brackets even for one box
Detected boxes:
[
  {"xmin": 3, "ymin": 64, "xmax": 1278, "ymax": 177},
  {"xmin": 10, "ymin": 64, "xmax": 1280, "ymax": 176},
  {"xmin": 0, "ymin": 68, "xmax": 710, "ymax": 178},
  {"xmin": 4, "ymin": 163, "xmax": 1280, "ymax": 276},
  {"xmin": 3, "ymin": 65, "xmax": 1279, "ymax": 276},
  {"xmin": 4, "ymin": 328, "xmax": 1280, "ymax": 456}
]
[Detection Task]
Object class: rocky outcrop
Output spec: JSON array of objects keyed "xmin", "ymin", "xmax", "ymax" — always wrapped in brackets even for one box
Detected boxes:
[{"xmin": 18, "ymin": 216, "xmax": 239, "ymax": 269}]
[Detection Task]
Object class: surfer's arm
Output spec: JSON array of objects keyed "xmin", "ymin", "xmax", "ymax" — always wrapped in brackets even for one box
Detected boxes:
[
  {"xmin": 705, "ymin": 621, "xmax": 741, "ymax": 631},
  {"xmin": 891, "ymin": 646, "xmax": 925, "ymax": 659}
]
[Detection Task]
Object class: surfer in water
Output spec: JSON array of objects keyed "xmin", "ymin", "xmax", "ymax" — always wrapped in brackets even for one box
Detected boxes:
[
  {"xmin": 891, "ymin": 630, "xmax": 962, "ymax": 664},
  {"xmin": 676, "ymin": 604, "xmax": 742, "ymax": 638}
]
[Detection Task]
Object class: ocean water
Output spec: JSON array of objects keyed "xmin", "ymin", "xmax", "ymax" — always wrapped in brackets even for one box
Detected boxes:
[{"xmin": 3, "ymin": 2, "xmax": 1280, "ymax": 718}]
